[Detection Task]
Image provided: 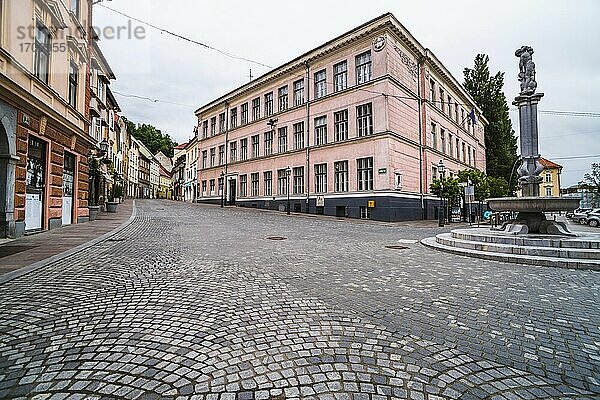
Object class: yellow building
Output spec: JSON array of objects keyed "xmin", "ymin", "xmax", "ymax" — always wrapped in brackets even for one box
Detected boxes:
[
  {"xmin": 158, "ymin": 165, "xmax": 172, "ymax": 199},
  {"xmin": 539, "ymin": 157, "xmax": 562, "ymax": 197}
]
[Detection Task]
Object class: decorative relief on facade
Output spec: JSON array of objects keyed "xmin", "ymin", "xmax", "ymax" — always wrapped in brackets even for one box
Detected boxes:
[
  {"xmin": 393, "ymin": 45, "xmax": 418, "ymax": 77},
  {"xmin": 372, "ymin": 36, "xmax": 386, "ymax": 52}
]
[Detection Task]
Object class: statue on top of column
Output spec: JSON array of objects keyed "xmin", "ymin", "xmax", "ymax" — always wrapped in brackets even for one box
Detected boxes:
[{"xmin": 515, "ymin": 46, "xmax": 537, "ymax": 95}]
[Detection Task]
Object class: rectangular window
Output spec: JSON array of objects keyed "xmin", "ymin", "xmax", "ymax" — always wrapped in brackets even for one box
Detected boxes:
[
  {"xmin": 230, "ymin": 108, "xmax": 237, "ymax": 129},
  {"xmin": 210, "ymin": 179, "xmax": 216, "ymax": 194},
  {"xmin": 293, "ymin": 167, "xmax": 304, "ymax": 194},
  {"xmin": 218, "ymin": 177, "xmax": 224, "ymax": 195},
  {"xmin": 357, "ymin": 103, "xmax": 373, "ymax": 137},
  {"xmin": 293, "ymin": 122, "xmax": 304, "ymax": 150},
  {"xmin": 468, "ymin": 145, "xmax": 472, "ymax": 165},
  {"xmin": 210, "ymin": 117, "xmax": 216, "ymax": 135},
  {"xmin": 68, "ymin": 61, "xmax": 78, "ymax": 108},
  {"xmin": 218, "ymin": 145, "xmax": 225, "ymax": 165},
  {"xmin": 264, "ymin": 171, "xmax": 273, "ymax": 196},
  {"xmin": 202, "ymin": 180, "xmax": 207, "ymax": 195},
  {"xmin": 278, "ymin": 86, "xmax": 288, "ymax": 112},
  {"xmin": 278, "ymin": 127, "xmax": 288, "ymax": 153},
  {"xmin": 462, "ymin": 142, "xmax": 466, "ymax": 162},
  {"xmin": 334, "ymin": 161, "xmax": 349, "ymax": 192},
  {"xmin": 202, "ymin": 150, "xmax": 207, "ymax": 169},
  {"xmin": 70, "ymin": 0, "xmax": 80, "ymax": 18},
  {"xmin": 264, "ymin": 131, "xmax": 273, "ymax": 156},
  {"xmin": 219, "ymin": 113, "xmax": 226, "ymax": 133},
  {"xmin": 356, "ymin": 51, "xmax": 372, "ymax": 84},
  {"xmin": 360, "ymin": 206, "xmax": 371, "ymax": 219},
  {"xmin": 357, "ymin": 157, "xmax": 374, "ymax": 191},
  {"xmin": 440, "ymin": 128, "xmax": 446, "ymax": 154},
  {"xmin": 241, "ymin": 103, "xmax": 248, "ymax": 125},
  {"xmin": 264, "ymin": 92, "xmax": 273, "ymax": 116},
  {"xmin": 314, "ymin": 116, "xmax": 327, "ymax": 146},
  {"xmin": 252, "ymin": 97, "xmax": 260, "ymax": 120},
  {"xmin": 34, "ymin": 21, "xmax": 51, "ymax": 84},
  {"xmin": 334, "ymin": 110, "xmax": 348, "ymax": 141},
  {"xmin": 230, "ymin": 141, "xmax": 237, "ymax": 163},
  {"xmin": 239, "ymin": 175, "xmax": 247, "ymax": 197},
  {"xmin": 210, "ymin": 148, "xmax": 215, "ymax": 166},
  {"xmin": 251, "ymin": 173, "xmax": 259, "ymax": 196},
  {"xmin": 430, "ymin": 79, "xmax": 436, "ymax": 103},
  {"xmin": 240, "ymin": 138, "xmax": 248, "ymax": 161},
  {"xmin": 456, "ymin": 138, "xmax": 460, "ymax": 159},
  {"xmin": 314, "ymin": 70, "xmax": 327, "ymax": 99},
  {"xmin": 293, "ymin": 79, "xmax": 305, "ymax": 105},
  {"xmin": 333, "ymin": 61, "xmax": 348, "ymax": 92},
  {"xmin": 545, "ymin": 186, "xmax": 552, "ymax": 196},
  {"xmin": 202, "ymin": 121, "xmax": 208, "ymax": 138},
  {"xmin": 545, "ymin": 173, "xmax": 552, "ymax": 183},
  {"xmin": 449, "ymin": 133, "xmax": 453, "ymax": 158},
  {"xmin": 315, "ymin": 163, "xmax": 328, "ymax": 193},
  {"xmin": 439, "ymin": 88, "xmax": 444, "ymax": 110},
  {"xmin": 277, "ymin": 169, "xmax": 289, "ymax": 196},
  {"xmin": 252, "ymin": 134, "xmax": 260, "ymax": 158},
  {"xmin": 431, "ymin": 123, "xmax": 437, "ymax": 150},
  {"xmin": 447, "ymin": 95, "xmax": 452, "ymax": 115}
]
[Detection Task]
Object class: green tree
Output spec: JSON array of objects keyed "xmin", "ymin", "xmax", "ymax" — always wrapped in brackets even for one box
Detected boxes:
[
  {"xmin": 123, "ymin": 117, "xmax": 178, "ymax": 158},
  {"xmin": 457, "ymin": 169, "xmax": 490, "ymax": 201},
  {"xmin": 487, "ymin": 176, "xmax": 510, "ymax": 199},
  {"xmin": 430, "ymin": 176, "xmax": 461, "ymax": 205},
  {"xmin": 463, "ymin": 54, "xmax": 518, "ymax": 192},
  {"xmin": 583, "ymin": 163, "xmax": 600, "ymax": 207}
]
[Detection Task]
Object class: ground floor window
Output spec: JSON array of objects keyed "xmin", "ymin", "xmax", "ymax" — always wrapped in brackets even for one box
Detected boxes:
[
  {"xmin": 239, "ymin": 175, "xmax": 247, "ymax": 197},
  {"xmin": 264, "ymin": 171, "xmax": 272, "ymax": 196},
  {"xmin": 251, "ymin": 173, "xmax": 259, "ymax": 196},
  {"xmin": 293, "ymin": 167, "xmax": 304, "ymax": 194},
  {"xmin": 277, "ymin": 169, "xmax": 288, "ymax": 195},
  {"xmin": 360, "ymin": 206, "xmax": 371, "ymax": 219}
]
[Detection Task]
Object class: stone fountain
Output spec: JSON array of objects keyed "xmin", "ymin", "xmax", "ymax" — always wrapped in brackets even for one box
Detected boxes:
[
  {"xmin": 487, "ymin": 45, "xmax": 579, "ymax": 236},
  {"xmin": 421, "ymin": 46, "xmax": 599, "ymax": 270}
]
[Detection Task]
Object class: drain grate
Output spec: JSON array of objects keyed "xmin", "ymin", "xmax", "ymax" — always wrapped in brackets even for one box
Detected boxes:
[
  {"xmin": 0, "ymin": 245, "xmax": 37, "ymax": 259},
  {"xmin": 385, "ymin": 245, "xmax": 409, "ymax": 250},
  {"xmin": 266, "ymin": 236, "xmax": 287, "ymax": 241},
  {"xmin": 108, "ymin": 238, "xmax": 126, "ymax": 242}
]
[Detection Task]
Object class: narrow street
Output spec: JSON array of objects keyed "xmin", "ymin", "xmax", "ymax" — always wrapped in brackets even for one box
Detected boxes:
[{"xmin": 0, "ymin": 200, "xmax": 598, "ymax": 399}]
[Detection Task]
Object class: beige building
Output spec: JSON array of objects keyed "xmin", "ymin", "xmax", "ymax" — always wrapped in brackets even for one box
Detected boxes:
[
  {"xmin": 0, "ymin": 0, "xmax": 96, "ymax": 236},
  {"xmin": 194, "ymin": 13, "xmax": 486, "ymax": 221},
  {"xmin": 539, "ymin": 157, "xmax": 562, "ymax": 197}
]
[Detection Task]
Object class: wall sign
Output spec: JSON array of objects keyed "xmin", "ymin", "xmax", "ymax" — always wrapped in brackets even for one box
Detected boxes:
[{"xmin": 378, "ymin": 168, "xmax": 387, "ymax": 174}]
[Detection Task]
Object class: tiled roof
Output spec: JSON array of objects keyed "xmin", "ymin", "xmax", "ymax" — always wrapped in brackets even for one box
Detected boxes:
[{"xmin": 539, "ymin": 157, "xmax": 562, "ymax": 170}]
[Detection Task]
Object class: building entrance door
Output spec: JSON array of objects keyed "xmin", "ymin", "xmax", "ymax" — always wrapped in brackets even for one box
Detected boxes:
[
  {"xmin": 62, "ymin": 152, "xmax": 75, "ymax": 225},
  {"xmin": 228, "ymin": 178, "xmax": 236, "ymax": 205},
  {"xmin": 25, "ymin": 136, "xmax": 46, "ymax": 231}
]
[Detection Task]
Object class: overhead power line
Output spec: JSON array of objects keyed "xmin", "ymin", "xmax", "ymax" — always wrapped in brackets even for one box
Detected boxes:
[
  {"xmin": 510, "ymin": 108, "xmax": 600, "ymax": 118},
  {"xmin": 112, "ymin": 90, "xmax": 196, "ymax": 108},
  {"xmin": 98, "ymin": 4, "xmax": 273, "ymax": 69}
]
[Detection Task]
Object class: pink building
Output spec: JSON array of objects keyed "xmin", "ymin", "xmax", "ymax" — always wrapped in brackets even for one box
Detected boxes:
[{"xmin": 194, "ymin": 13, "xmax": 487, "ymax": 221}]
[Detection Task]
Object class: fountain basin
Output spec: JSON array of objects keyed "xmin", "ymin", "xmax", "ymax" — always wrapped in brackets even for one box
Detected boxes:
[{"xmin": 488, "ymin": 197, "xmax": 580, "ymax": 213}]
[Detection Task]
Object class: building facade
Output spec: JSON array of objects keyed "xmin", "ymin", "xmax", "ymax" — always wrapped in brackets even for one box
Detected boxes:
[
  {"xmin": 0, "ymin": 0, "xmax": 98, "ymax": 237},
  {"xmin": 195, "ymin": 14, "xmax": 486, "ymax": 221},
  {"xmin": 184, "ymin": 136, "xmax": 198, "ymax": 202},
  {"xmin": 539, "ymin": 157, "xmax": 562, "ymax": 197},
  {"xmin": 127, "ymin": 137, "xmax": 140, "ymax": 198}
]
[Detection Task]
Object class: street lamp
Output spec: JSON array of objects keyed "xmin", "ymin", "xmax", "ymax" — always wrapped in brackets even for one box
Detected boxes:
[
  {"xmin": 285, "ymin": 166, "xmax": 291, "ymax": 215},
  {"xmin": 220, "ymin": 171, "xmax": 225, "ymax": 208},
  {"xmin": 99, "ymin": 138, "xmax": 109, "ymax": 157},
  {"xmin": 437, "ymin": 160, "xmax": 446, "ymax": 227}
]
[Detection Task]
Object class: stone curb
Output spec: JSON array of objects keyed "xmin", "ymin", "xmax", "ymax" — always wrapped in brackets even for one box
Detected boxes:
[{"xmin": 0, "ymin": 200, "xmax": 137, "ymax": 286}]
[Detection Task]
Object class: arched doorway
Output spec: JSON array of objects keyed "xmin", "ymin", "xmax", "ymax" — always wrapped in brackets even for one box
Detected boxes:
[{"xmin": 0, "ymin": 121, "xmax": 16, "ymax": 238}]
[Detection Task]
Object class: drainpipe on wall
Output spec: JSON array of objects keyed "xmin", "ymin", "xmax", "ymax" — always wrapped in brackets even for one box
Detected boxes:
[
  {"xmin": 418, "ymin": 51, "xmax": 428, "ymax": 220},
  {"xmin": 304, "ymin": 60, "xmax": 311, "ymax": 214},
  {"xmin": 223, "ymin": 100, "xmax": 230, "ymax": 204}
]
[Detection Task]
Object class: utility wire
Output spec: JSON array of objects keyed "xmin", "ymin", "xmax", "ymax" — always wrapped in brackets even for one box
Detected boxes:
[
  {"xmin": 98, "ymin": 4, "xmax": 273, "ymax": 69},
  {"xmin": 112, "ymin": 90, "xmax": 197, "ymax": 108}
]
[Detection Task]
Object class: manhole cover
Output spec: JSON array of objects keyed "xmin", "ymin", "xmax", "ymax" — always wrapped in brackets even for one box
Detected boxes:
[
  {"xmin": 0, "ymin": 245, "xmax": 37, "ymax": 259},
  {"xmin": 266, "ymin": 236, "xmax": 287, "ymax": 241},
  {"xmin": 385, "ymin": 245, "xmax": 409, "ymax": 250}
]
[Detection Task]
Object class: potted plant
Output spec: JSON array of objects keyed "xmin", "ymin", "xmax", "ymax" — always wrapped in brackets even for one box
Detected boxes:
[
  {"xmin": 88, "ymin": 158, "xmax": 101, "ymax": 221},
  {"xmin": 105, "ymin": 172, "xmax": 123, "ymax": 213}
]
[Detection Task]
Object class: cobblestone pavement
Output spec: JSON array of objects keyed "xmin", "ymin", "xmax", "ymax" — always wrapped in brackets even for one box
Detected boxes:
[{"xmin": 1, "ymin": 200, "xmax": 598, "ymax": 399}]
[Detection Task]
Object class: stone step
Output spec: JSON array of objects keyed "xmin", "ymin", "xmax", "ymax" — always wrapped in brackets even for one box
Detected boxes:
[
  {"xmin": 421, "ymin": 235, "xmax": 600, "ymax": 270},
  {"xmin": 438, "ymin": 233, "xmax": 600, "ymax": 260},
  {"xmin": 451, "ymin": 229, "xmax": 600, "ymax": 250}
]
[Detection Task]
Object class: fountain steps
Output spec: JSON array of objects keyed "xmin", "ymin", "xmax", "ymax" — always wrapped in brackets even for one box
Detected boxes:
[{"xmin": 421, "ymin": 230, "xmax": 600, "ymax": 270}]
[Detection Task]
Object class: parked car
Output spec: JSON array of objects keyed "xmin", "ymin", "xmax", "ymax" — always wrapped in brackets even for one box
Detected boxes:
[
  {"xmin": 569, "ymin": 208, "xmax": 596, "ymax": 224},
  {"xmin": 586, "ymin": 211, "xmax": 600, "ymax": 228},
  {"xmin": 566, "ymin": 208, "xmax": 591, "ymax": 219}
]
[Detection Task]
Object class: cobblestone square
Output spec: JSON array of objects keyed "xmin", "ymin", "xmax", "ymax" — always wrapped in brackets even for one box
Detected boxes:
[{"xmin": 0, "ymin": 200, "xmax": 598, "ymax": 399}]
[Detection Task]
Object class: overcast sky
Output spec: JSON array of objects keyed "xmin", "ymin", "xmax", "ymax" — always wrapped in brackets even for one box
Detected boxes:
[{"xmin": 94, "ymin": 0, "xmax": 600, "ymax": 187}]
